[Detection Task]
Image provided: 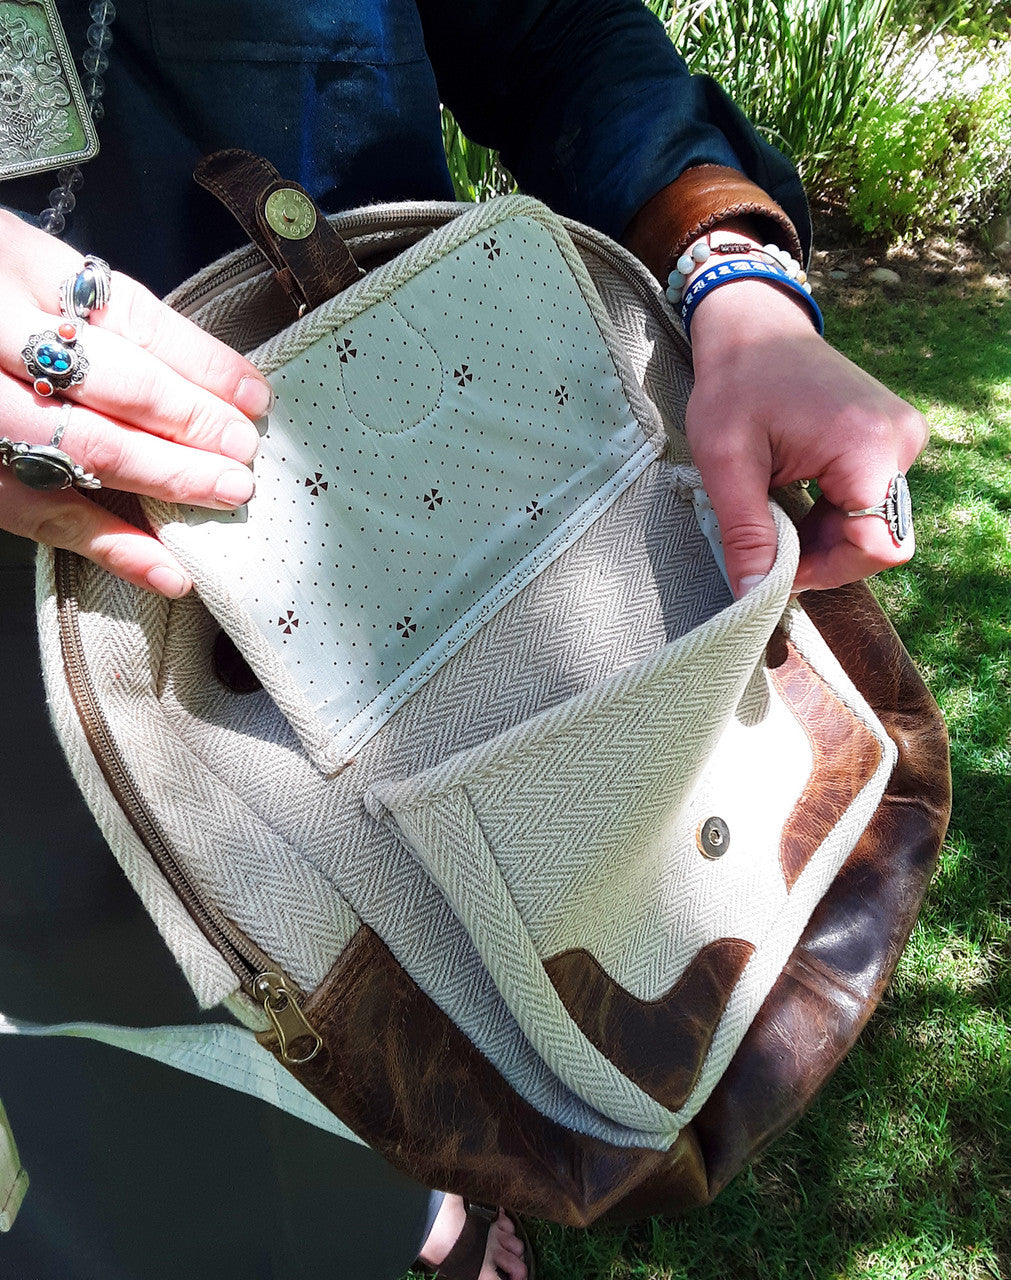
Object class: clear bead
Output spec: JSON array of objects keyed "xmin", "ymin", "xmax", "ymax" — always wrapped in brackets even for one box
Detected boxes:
[
  {"xmin": 48, "ymin": 186, "xmax": 77, "ymax": 214},
  {"xmin": 39, "ymin": 208, "xmax": 67, "ymax": 235},
  {"xmin": 82, "ymin": 46, "xmax": 110, "ymax": 74},
  {"xmin": 83, "ymin": 75, "xmax": 106, "ymax": 100},
  {"xmin": 87, "ymin": 22, "xmax": 114, "ymax": 50},
  {"xmin": 89, "ymin": 0, "xmax": 116, "ymax": 22},
  {"xmin": 89, "ymin": 99, "xmax": 105, "ymax": 123},
  {"xmin": 57, "ymin": 166, "xmax": 84, "ymax": 191}
]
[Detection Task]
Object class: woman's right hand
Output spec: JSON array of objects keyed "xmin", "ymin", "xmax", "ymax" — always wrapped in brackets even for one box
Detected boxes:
[{"xmin": 0, "ymin": 209, "xmax": 273, "ymax": 597}]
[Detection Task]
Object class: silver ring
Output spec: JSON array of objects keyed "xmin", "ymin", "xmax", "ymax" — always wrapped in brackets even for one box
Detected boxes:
[
  {"xmin": 60, "ymin": 255, "xmax": 112, "ymax": 321},
  {"xmin": 843, "ymin": 472, "xmax": 912, "ymax": 544},
  {"xmin": 21, "ymin": 323, "xmax": 90, "ymax": 397},
  {"xmin": 0, "ymin": 407, "xmax": 101, "ymax": 492}
]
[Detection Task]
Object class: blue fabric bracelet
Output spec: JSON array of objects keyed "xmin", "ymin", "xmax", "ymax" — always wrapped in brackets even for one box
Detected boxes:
[{"xmin": 680, "ymin": 257, "xmax": 824, "ymax": 341}]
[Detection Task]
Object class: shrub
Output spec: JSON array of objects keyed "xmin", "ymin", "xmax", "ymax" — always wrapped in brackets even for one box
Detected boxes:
[{"xmin": 842, "ymin": 64, "xmax": 1011, "ymax": 238}]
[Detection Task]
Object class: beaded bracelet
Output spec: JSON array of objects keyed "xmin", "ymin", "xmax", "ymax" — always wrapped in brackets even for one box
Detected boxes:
[
  {"xmin": 679, "ymin": 257, "xmax": 825, "ymax": 341},
  {"xmin": 666, "ymin": 238, "xmax": 811, "ymax": 303}
]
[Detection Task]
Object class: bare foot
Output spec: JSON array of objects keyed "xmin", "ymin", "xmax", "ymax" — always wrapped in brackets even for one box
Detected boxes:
[{"xmin": 418, "ymin": 1195, "xmax": 528, "ymax": 1280}]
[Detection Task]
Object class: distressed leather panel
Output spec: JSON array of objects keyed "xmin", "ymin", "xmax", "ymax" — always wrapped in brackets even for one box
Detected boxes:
[
  {"xmin": 622, "ymin": 163, "xmax": 804, "ymax": 280},
  {"xmin": 263, "ymin": 926, "xmax": 687, "ymax": 1225},
  {"xmin": 640, "ymin": 583, "xmax": 950, "ymax": 1215},
  {"xmin": 544, "ymin": 939, "xmax": 755, "ymax": 1112},
  {"xmin": 194, "ymin": 150, "xmax": 361, "ymax": 313},
  {"xmin": 768, "ymin": 635, "xmax": 884, "ymax": 890}
]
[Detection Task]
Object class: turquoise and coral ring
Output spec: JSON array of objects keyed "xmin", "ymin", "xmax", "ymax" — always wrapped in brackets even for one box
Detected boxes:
[{"xmin": 21, "ymin": 323, "xmax": 90, "ymax": 397}]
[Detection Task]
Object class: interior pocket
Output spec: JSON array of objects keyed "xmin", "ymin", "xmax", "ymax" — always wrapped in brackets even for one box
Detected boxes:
[{"xmin": 365, "ymin": 506, "xmax": 814, "ymax": 1137}]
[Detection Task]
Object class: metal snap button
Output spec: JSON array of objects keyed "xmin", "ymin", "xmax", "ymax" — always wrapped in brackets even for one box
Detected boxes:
[
  {"xmin": 697, "ymin": 816, "xmax": 730, "ymax": 859},
  {"xmin": 264, "ymin": 188, "xmax": 317, "ymax": 240}
]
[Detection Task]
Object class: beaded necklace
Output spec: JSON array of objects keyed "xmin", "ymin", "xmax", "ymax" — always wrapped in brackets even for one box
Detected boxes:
[
  {"xmin": 39, "ymin": 0, "xmax": 116, "ymax": 235},
  {"xmin": 0, "ymin": 0, "xmax": 115, "ymax": 234}
]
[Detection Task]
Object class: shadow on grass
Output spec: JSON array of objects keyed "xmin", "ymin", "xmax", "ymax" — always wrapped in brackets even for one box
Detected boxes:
[{"xmin": 824, "ymin": 287, "xmax": 1010, "ymax": 422}]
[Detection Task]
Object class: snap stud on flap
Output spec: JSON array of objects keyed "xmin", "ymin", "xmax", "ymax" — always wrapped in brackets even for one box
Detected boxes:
[
  {"xmin": 697, "ymin": 816, "xmax": 730, "ymax": 859},
  {"xmin": 264, "ymin": 188, "xmax": 317, "ymax": 240}
]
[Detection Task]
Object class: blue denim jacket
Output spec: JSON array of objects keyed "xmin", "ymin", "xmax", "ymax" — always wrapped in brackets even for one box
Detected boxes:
[{"xmin": 6, "ymin": 0, "xmax": 808, "ymax": 295}]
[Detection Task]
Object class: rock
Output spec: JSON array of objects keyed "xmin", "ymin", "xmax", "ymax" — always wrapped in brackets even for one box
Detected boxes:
[
  {"xmin": 870, "ymin": 267, "xmax": 902, "ymax": 285},
  {"xmin": 829, "ymin": 269, "xmax": 850, "ymax": 280}
]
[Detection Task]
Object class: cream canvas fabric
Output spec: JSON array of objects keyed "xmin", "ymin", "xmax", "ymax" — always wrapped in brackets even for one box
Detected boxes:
[{"xmin": 35, "ymin": 199, "xmax": 897, "ymax": 1150}]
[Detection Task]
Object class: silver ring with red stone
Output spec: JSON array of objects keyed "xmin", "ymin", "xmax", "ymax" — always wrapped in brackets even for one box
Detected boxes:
[
  {"xmin": 843, "ymin": 472, "xmax": 912, "ymax": 544},
  {"xmin": 21, "ymin": 322, "xmax": 90, "ymax": 397},
  {"xmin": 0, "ymin": 405, "xmax": 101, "ymax": 492}
]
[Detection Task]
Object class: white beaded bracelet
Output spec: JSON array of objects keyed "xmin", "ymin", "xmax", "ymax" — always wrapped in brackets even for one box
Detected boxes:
[{"xmin": 666, "ymin": 235, "xmax": 811, "ymax": 304}]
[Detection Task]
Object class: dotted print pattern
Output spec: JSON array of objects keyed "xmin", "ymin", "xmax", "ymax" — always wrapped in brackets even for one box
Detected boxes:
[{"xmin": 171, "ymin": 215, "xmax": 658, "ymax": 763}]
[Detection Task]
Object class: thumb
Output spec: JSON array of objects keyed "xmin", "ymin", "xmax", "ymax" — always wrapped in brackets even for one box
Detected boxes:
[{"xmin": 697, "ymin": 446, "xmax": 779, "ymax": 599}]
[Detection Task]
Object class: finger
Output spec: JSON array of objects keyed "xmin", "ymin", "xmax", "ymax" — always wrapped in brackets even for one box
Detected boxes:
[
  {"xmin": 795, "ymin": 494, "xmax": 916, "ymax": 592},
  {"xmin": 11, "ymin": 218, "xmax": 272, "ymax": 420},
  {"xmin": 0, "ymin": 473, "xmax": 192, "ymax": 598},
  {"xmin": 5, "ymin": 300, "xmax": 263, "ymax": 463},
  {"xmin": 688, "ymin": 412, "xmax": 778, "ymax": 598},
  {"xmin": 1, "ymin": 380, "xmax": 255, "ymax": 510}
]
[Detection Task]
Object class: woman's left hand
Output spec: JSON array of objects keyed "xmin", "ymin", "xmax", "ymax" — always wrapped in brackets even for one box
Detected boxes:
[{"xmin": 685, "ymin": 276, "xmax": 928, "ymax": 597}]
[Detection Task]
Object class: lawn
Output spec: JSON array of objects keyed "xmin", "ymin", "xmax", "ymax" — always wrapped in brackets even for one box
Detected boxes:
[{"xmin": 406, "ymin": 261, "xmax": 1011, "ymax": 1280}]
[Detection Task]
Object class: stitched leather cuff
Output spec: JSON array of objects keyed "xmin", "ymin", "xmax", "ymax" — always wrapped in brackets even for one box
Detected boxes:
[{"xmin": 622, "ymin": 164, "xmax": 804, "ymax": 283}]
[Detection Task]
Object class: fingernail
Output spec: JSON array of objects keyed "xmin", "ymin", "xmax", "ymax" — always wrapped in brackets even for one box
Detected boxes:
[
  {"xmin": 737, "ymin": 574, "xmax": 767, "ymax": 597},
  {"xmin": 214, "ymin": 467, "xmax": 256, "ymax": 507},
  {"xmin": 220, "ymin": 418, "xmax": 261, "ymax": 464},
  {"xmin": 235, "ymin": 375, "xmax": 274, "ymax": 419},
  {"xmin": 146, "ymin": 565, "xmax": 190, "ymax": 598}
]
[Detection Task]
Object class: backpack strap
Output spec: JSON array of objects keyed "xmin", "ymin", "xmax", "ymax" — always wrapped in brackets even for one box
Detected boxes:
[
  {"xmin": 194, "ymin": 149, "xmax": 363, "ymax": 315},
  {"xmin": 0, "ymin": 1013, "xmax": 367, "ymax": 1229}
]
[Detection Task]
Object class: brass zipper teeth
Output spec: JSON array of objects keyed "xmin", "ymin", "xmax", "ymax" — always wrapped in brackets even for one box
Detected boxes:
[{"xmin": 54, "ymin": 549, "xmax": 267, "ymax": 991}]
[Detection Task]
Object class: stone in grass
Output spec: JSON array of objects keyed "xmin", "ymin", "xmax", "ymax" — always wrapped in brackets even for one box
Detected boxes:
[{"xmin": 870, "ymin": 267, "xmax": 902, "ymax": 285}]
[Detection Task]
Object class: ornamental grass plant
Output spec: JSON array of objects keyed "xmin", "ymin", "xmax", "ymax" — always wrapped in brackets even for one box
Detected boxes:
[{"xmin": 442, "ymin": 0, "xmax": 1011, "ymax": 243}]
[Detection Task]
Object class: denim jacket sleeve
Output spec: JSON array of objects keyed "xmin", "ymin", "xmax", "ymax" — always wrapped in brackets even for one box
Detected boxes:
[{"xmin": 416, "ymin": 0, "xmax": 811, "ymax": 264}]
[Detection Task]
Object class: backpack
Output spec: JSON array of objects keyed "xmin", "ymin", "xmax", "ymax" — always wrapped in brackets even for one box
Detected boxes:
[{"xmin": 35, "ymin": 153, "xmax": 950, "ymax": 1225}]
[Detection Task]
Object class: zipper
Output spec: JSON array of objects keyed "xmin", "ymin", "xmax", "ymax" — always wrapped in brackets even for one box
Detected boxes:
[
  {"xmin": 58, "ymin": 200, "xmax": 681, "ymax": 1067},
  {"xmin": 54, "ymin": 550, "xmax": 323, "ymax": 1066}
]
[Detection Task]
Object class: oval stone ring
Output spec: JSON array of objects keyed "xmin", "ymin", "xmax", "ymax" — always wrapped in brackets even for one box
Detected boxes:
[
  {"xmin": 60, "ymin": 255, "xmax": 112, "ymax": 322},
  {"xmin": 21, "ymin": 322, "xmax": 90, "ymax": 397},
  {"xmin": 843, "ymin": 472, "xmax": 912, "ymax": 545},
  {"xmin": 0, "ymin": 403, "xmax": 101, "ymax": 492}
]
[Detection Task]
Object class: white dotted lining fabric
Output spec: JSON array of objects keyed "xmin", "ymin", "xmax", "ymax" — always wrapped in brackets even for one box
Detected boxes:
[{"xmin": 152, "ymin": 206, "xmax": 662, "ymax": 771}]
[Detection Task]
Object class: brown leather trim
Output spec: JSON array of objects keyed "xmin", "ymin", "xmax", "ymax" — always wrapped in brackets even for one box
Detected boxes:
[
  {"xmin": 544, "ymin": 939, "xmax": 755, "ymax": 1111},
  {"xmin": 261, "ymin": 584, "xmax": 948, "ymax": 1226},
  {"xmin": 768, "ymin": 635, "xmax": 884, "ymax": 890},
  {"xmin": 608, "ymin": 584, "xmax": 951, "ymax": 1219},
  {"xmin": 194, "ymin": 150, "xmax": 361, "ymax": 313},
  {"xmin": 259, "ymin": 925, "xmax": 694, "ymax": 1226},
  {"xmin": 622, "ymin": 164, "xmax": 804, "ymax": 282}
]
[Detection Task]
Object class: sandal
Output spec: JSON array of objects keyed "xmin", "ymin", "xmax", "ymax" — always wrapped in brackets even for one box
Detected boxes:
[{"xmin": 416, "ymin": 1199, "xmax": 536, "ymax": 1280}]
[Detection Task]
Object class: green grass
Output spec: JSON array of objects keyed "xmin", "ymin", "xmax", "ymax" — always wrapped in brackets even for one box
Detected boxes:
[{"xmin": 403, "ymin": 277, "xmax": 1011, "ymax": 1279}]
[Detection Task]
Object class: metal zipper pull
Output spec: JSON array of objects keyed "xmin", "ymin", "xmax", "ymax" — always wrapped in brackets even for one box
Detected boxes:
[{"xmin": 253, "ymin": 972, "xmax": 323, "ymax": 1066}]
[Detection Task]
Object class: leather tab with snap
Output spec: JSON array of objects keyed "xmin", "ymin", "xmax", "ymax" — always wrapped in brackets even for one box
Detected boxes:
[{"xmin": 194, "ymin": 149, "xmax": 362, "ymax": 315}]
